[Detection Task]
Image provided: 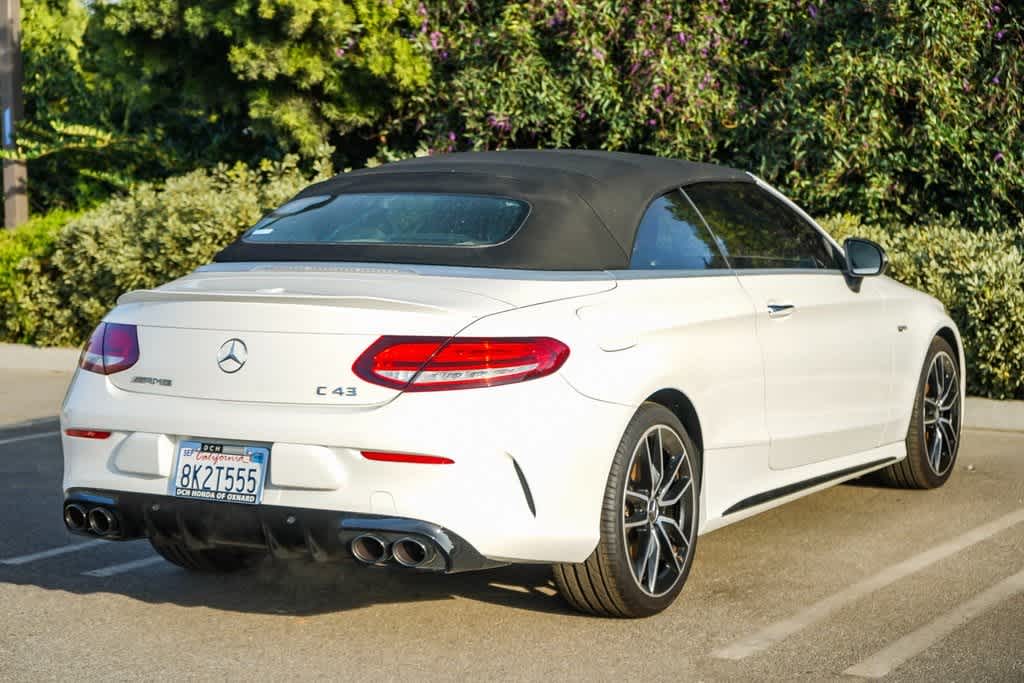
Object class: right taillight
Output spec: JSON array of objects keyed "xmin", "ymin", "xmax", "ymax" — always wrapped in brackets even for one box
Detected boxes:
[
  {"xmin": 353, "ymin": 336, "xmax": 570, "ymax": 392},
  {"xmin": 79, "ymin": 322, "xmax": 140, "ymax": 375}
]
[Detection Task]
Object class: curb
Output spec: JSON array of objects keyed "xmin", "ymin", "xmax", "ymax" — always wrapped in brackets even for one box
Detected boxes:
[
  {"xmin": 0, "ymin": 342, "xmax": 80, "ymax": 373},
  {"xmin": 964, "ymin": 397, "xmax": 1024, "ymax": 433}
]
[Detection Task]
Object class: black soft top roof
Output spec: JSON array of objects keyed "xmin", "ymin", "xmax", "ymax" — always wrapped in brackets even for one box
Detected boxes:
[{"xmin": 215, "ymin": 150, "xmax": 752, "ymax": 270}]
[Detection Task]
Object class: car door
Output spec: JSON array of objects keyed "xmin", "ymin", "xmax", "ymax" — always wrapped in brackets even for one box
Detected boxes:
[{"xmin": 683, "ymin": 180, "xmax": 892, "ymax": 470}]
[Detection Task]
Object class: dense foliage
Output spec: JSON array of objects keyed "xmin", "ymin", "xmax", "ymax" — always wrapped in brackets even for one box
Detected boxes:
[
  {"xmin": 823, "ymin": 215, "xmax": 1024, "ymax": 400},
  {"xmin": 2, "ymin": 157, "xmax": 328, "ymax": 345},
  {"xmin": 414, "ymin": 0, "xmax": 1021, "ymax": 233},
  {"xmin": 15, "ymin": 0, "xmax": 1021, "ymax": 234}
]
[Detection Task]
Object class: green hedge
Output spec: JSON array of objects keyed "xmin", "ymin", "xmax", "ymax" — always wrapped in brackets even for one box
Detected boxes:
[
  {"xmin": 821, "ymin": 215, "xmax": 1024, "ymax": 401},
  {"xmin": 4, "ymin": 156, "xmax": 329, "ymax": 347},
  {"xmin": 0, "ymin": 209, "xmax": 80, "ymax": 342}
]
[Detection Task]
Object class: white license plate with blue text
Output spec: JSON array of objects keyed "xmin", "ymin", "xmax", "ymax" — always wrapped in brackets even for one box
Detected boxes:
[{"xmin": 171, "ymin": 440, "xmax": 269, "ymax": 505}]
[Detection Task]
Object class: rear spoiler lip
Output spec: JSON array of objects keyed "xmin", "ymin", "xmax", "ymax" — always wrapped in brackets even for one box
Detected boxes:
[{"xmin": 116, "ymin": 288, "xmax": 454, "ymax": 314}]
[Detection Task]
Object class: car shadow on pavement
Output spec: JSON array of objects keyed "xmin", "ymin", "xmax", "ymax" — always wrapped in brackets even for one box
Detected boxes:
[{"xmin": 0, "ymin": 548, "xmax": 583, "ymax": 617}]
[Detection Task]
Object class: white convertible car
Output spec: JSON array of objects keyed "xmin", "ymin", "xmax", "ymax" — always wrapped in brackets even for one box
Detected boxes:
[{"xmin": 61, "ymin": 150, "xmax": 964, "ymax": 617}]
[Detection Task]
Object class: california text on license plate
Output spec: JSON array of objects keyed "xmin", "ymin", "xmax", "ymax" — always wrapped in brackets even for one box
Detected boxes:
[{"xmin": 171, "ymin": 440, "xmax": 269, "ymax": 505}]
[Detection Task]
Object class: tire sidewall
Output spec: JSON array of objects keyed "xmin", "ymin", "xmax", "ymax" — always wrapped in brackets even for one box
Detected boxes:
[
  {"xmin": 907, "ymin": 338, "xmax": 961, "ymax": 488},
  {"xmin": 603, "ymin": 403, "xmax": 702, "ymax": 616}
]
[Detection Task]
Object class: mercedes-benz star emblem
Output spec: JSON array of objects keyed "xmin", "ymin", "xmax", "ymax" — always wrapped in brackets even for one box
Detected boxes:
[{"xmin": 217, "ymin": 338, "xmax": 247, "ymax": 374}]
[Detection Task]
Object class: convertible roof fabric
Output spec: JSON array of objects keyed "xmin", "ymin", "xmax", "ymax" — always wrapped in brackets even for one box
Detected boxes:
[{"xmin": 214, "ymin": 150, "xmax": 753, "ymax": 270}]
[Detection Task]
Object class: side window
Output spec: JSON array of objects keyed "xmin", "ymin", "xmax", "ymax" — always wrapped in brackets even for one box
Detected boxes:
[
  {"xmin": 682, "ymin": 183, "xmax": 843, "ymax": 271},
  {"xmin": 629, "ymin": 192, "xmax": 728, "ymax": 270}
]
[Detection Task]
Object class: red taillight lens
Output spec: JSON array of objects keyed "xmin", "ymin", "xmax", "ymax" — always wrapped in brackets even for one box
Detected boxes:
[
  {"xmin": 361, "ymin": 451, "xmax": 454, "ymax": 465},
  {"xmin": 79, "ymin": 323, "xmax": 140, "ymax": 375},
  {"xmin": 353, "ymin": 336, "xmax": 570, "ymax": 392},
  {"xmin": 64, "ymin": 429, "xmax": 112, "ymax": 439}
]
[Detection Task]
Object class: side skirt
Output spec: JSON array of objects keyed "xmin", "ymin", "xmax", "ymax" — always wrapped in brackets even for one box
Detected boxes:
[{"xmin": 722, "ymin": 456, "xmax": 899, "ymax": 516}]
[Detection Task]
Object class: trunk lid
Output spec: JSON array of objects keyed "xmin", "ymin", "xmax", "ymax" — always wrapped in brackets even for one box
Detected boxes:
[{"xmin": 106, "ymin": 264, "xmax": 614, "ymax": 407}]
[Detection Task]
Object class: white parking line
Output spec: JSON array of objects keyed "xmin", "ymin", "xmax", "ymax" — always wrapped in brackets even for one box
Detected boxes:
[
  {"xmin": 844, "ymin": 567, "xmax": 1024, "ymax": 678},
  {"xmin": 0, "ymin": 430, "xmax": 60, "ymax": 447},
  {"xmin": 83, "ymin": 556, "xmax": 163, "ymax": 577},
  {"xmin": 712, "ymin": 508, "xmax": 1024, "ymax": 660},
  {"xmin": 0, "ymin": 539, "xmax": 107, "ymax": 566}
]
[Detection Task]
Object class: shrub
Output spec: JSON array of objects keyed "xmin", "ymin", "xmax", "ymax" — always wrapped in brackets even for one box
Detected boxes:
[
  {"xmin": 8, "ymin": 156, "xmax": 330, "ymax": 347},
  {"xmin": 0, "ymin": 209, "xmax": 80, "ymax": 341},
  {"xmin": 820, "ymin": 215, "xmax": 1024, "ymax": 401}
]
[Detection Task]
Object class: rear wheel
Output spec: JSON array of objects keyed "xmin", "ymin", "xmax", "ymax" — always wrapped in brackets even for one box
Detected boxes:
[
  {"xmin": 554, "ymin": 403, "xmax": 700, "ymax": 618},
  {"xmin": 879, "ymin": 337, "xmax": 962, "ymax": 489},
  {"xmin": 150, "ymin": 538, "xmax": 266, "ymax": 573}
]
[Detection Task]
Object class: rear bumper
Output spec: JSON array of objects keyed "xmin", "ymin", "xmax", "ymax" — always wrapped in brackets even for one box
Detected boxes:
[
  {"xmin": 63, "ymin": 488, "xmax": 503, "ymax": 573},
  {"xmin": 61, "ymin": 370, "xmax": 635, "ymax": 564}
]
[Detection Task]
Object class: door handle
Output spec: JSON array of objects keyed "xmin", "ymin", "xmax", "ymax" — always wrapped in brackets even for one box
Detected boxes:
[{"xmin": 767, "ymin": 302, "xmax": 795, "ymax": 319}]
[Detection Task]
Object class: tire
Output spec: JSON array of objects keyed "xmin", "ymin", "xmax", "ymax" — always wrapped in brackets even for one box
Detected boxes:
[
  {"xmin": 150, "ymin": 538, "xmax": 266, "ymax": 573},
  {"xmin": 553, "ymin": 403, "xmax": 701, "ymax": 618},
  {"xmin": 879, "ymin": 336, "xmax": 962, "ymax": 489}
]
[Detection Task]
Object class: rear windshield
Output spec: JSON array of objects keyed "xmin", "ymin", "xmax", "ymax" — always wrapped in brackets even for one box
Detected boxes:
[{"xmin": 242, "ymin": 193, "xmax": 530, "ymax": 247}]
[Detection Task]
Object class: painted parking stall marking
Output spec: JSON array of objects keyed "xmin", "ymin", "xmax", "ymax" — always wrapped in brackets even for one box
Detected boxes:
[
  {"xmin": 0, "ymin": 430, "xmax": 60, "ymax": 447},
  {"xmin": 712, "ymin": 507, "xmax": 1024, "ymax": 660},
  {"xmin": 83, "ymin": 556, "xmax": 164, "ymax": 577},
  {"xmin": 844, "ymin": 567, "xmax": 1024, "ymax": 678},
  {"xmin": 0, "ymin": 539, "xmax": 107, "ymax": 566}
]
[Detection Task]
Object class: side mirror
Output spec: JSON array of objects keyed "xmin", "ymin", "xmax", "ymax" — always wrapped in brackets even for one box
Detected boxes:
[{"xmin": 844, "ymin": 237, "xmax": 888, "ymax": 277}]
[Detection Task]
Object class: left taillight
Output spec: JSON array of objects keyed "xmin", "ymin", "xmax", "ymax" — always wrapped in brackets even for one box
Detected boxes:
[
  {"xmin": 79, "ymin": 322, "xmax": 140, "ymax": 375},
  {"xmin": 353, "ymin": 336, "xmax": 570, "ymax": 392}
]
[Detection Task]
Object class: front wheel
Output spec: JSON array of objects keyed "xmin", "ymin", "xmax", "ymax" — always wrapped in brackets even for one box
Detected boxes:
[
  {"xmin": 554, "ymin": 403, "xmax": 700, "ymax": 618},
  {"xmin": 879, "ymin": 336, "xmax": 962, "ymax": 489}
]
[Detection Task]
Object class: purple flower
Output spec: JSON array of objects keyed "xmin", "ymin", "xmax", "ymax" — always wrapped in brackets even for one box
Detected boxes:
[
  {"xmin": 677, "ymin": 32, "xmax": 689, "ymax": 45},
  {"xmin": 808, "ymin": 4, "xmax": 818, "ymax": 18},
  {"xmin": 417, "ymin": 3, "xmax": 427, "ymax": 16},
  {"xmin": 994, "ymin": 152, "xmax": 1005, "ymax": 163},
  {"xmin": 992, "ymin": 3, "xmax": 1002, "ymax": 12},
  {"xmin": 629, "ymin": 62, "xmax": 640, "ymax": 75},
  {"xmin": 643, "ymin": 48, "xmax": 653, "ymax": 57},
  {"xmin": 742, "ymin": 39, "xmax": 749, "ymax": 47},
  {"xmin": 993, "ymin": 75, "xmax": 1001, "ymax": 84},
  {"xmin": 429, "ymin": 31, "xmax": 443, "ymax": 50},
  {"xmin": 592, "ymin": 47, "xmax": 605, "ymax": 60},
  {"xmin": 700, "ymin": 47, "xmax": 709, "ymax": 58},
  {"xmin": 963, "ymin": 78, "xmax": 972, "ymax": 92},
  {"xmin": 996, "ymin": 30, "xmax": 1006, "ymax": 40},
  {"xmin": 652, "ymin": 85, "xmax": 664, "ymax": 99},
  {"xmin": 334, "ymin": 48, "xmax": 345, "ymax": 58},
  {"xmin": 439, "ymin": 50, "xmax": 449, "ymax": 60},
  {"xmin": 647, "ymin": 118, "xmax": 657, "ymax": 127},
  {"xmin": 447, "ymin": 131, "xmax": 456, "ymax": 142}
]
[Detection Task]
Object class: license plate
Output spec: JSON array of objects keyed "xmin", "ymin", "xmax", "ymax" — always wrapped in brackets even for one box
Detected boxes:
[{"xmin": 171, "ymin": 440, "xmax": 269, "ymax": 505}]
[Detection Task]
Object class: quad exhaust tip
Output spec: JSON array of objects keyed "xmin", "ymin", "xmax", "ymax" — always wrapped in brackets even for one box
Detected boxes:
[
  {"xmin": 392, "ymin": 537, "xmax": 430, "ymax": 568},
  {"xmin": 350, "ymin": 534, "xmax": 389, "ymax": 564},
  {"xmin": 87, "ymin": 506, "xmax": 118, "ymax": 536},
  {"xmin": 63, "ymin": 503, "xmax": 88, "ymax": 532}
]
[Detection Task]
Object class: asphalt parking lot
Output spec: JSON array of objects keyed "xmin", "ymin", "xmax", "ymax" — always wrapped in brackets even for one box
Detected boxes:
[{"xmin": 0, "ymin": 374, "xmax": 1021, "ymax": 681}]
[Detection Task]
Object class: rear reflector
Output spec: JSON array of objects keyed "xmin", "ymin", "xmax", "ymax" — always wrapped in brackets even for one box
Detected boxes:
[
  {"xmin": 64, "ymin": 429, "xmax": 112, "ymax": 439},
  {"xmin": 361, "ymin": 451, "xmax": 454, "ymax": 465},
  {"xmin": 79, "ymin": 323, "xmax": 140, "ymax": 375},
  {"xmin": 352, "ymin": 336, "xmax": 570, "ymax": 391}
]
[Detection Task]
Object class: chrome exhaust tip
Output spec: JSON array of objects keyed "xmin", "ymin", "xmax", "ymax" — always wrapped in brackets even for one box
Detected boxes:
[
  {"xmin": 392, "ymin": 537, "xmax": 431, "ymax": 568},
  {"xmin": 63, "ymin": 503, "xmax": 88, "ymax": 531},
  {"xmin": 87, "ymin": 506, "xmax": 118, "ymax": 536},
  {"xmin": 350, "ymin": 534, "xmax": 388, "ymax": 564}
]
